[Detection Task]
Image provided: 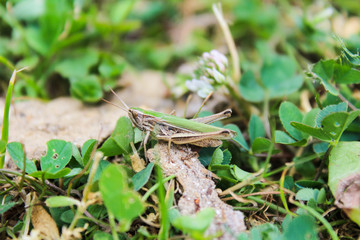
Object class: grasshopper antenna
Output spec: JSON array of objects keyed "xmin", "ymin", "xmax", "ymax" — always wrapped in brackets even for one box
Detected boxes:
[
  {"xmin": 108, "ymin": 87, "xmax": 130, "ymax": 110},
  {"xmin": 193, "ymin": 91, "xmax": 213, "ymax": 119},
  {"xmin": 102, "ymin": 98, "xmax": 128, "ymax": 112}
]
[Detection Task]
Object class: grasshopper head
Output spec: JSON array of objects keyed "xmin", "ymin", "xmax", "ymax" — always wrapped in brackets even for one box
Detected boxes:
[{"xmin": 128, "ymin": 108, "xmax": 146, "ymax": 131}]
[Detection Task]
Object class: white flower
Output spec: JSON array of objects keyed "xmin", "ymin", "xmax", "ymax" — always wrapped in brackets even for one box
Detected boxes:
[
  {"xmin": 185, "ymin": 78, "xmax": 214, "ymax": 98},
  {"xmin": 200, "ymin": 49, "xmax": 228, "ymax": 76},
  {"xmin": 206, "ymin": 67, "xmax": 225, "ymax": 83},
  {"xmin": 210, "ymin": 49, "xmax": 228, "ymax": 67}
]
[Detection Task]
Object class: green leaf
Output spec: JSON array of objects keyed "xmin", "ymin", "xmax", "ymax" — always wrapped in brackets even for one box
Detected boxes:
[
  {"xmin": 99, "ymin": 164, "xmax": 145, "ymax": 229},
  {"xmin": 12, "ymin": 0, "xmax": 45, "ymax": 20},
  {"xmin": 334, "ymin": 63, "xmax": 360, "ymax": 84},
  {"xmin": 64, "ymin": 168, "xmax": 82, "ymax": 177},
  {"xmin": 81, "ymin": 139, "xmax": 97, "ymax": 165},
  {"xmin": 209, "ymin": 147, "xmax": 223, "ymax": 168},
  {"xmin": 251, "ymin": 137, "xmax": 271, "ymax": 153},
  {"xmin": 60, "ymin": 210, "xmax": 74, "ymax": 224},
  {"xmin": 131, "ymin": 162, "xmax": 154, "ymax": 191},
  {"xmin": 109, "ymin": 0, "xmax": 135, "ymax": 23},
  {"xmin": 70, "ymin": 75, "xmax": 103, "ymax": 103},
  {"xmin": 24, "ymin": 0, "xmax": 69, "ymax": 55},
  {"xmin": 303, "ymin": 108, "xmax": 320, "ymax": 128},
  {"xmin": 317, "ymin": 188, "xmax": 326, "ymax": 204},
  {"xmin": 296, "ymin": 188, "xmax": 317, "ymax": 201},
  {"xmin": 40, "ymin": 140, "xmax": 72, "ymax": 174},
  {"xmin": 249, "ymin": 114, "xmax": 265, "ymax": 144},
  {"xmin": 291, "ymin": 122, "xmax": 331, "ymax": 142},
  {"xmin": 222, "ymin": 149, "xmax": 232, "ymax": 165},
  {"xmin": 224, "ymin": 124, "xmax": 249, "ymax": 151},
  {"xmin": 248, "ymin": 223, "xmax": 282, "ymax": 240},
  {"xmin": 315, "ymin": 102, "xmax": 347, "ymax": 127},
  {"xmin": 198, "ymin": 147, "xmax": 216, "ymax": 167},
  {"xmin": 46, "ymin": 196, "xmax": 80, "ymax": 208},
  {"xmin": 29, "ymin": 168, "xmax": 71, "ymax": 179},
  {"xmin": 93, "ymin": 232, "xmax": 113, "ymax": 240},
  {"xmin": 239, "ymin": 71, "xmax": 265, "ymax": 103},
  {"xmin": 313, "ymin": 142, "xmax": 329, "ymax": 154},
  {"xmin": 230, "ymin": 165, "xmax": 252, "ymax": 181},
  {"xmin": 283, "ymin": 215, "xmax": 318, "ymax": 240},
  {"xmin": 338, "ymin": 38, "xmax": 360, "ymax": 66},
  {"xmin": 284, "ymin": 176, "xmax": 294, "ymax": 190},
  {"xmin": 0, "ymin": 201, "xmax": 16, "ymax": 214},
  {"xmin": 275, "ymin": 131, "xmax": 307, "ymax": 146},
  {"xmin": 55, "ymin": 49, "xmax": 99, "ymax": 78},
  {"xmin": 279, "ymin": 102, "xmax": 304, "ymax": 140},
  {"xmin": 99, "ymin": 55, "xmax": 126, "ymax": 78},
  {"xmin": 261, "ymin": 54, "xmax": 303, "ymax": 98},
  {"xmin": 7, "ymin": 142, "xmax": 37, "ymax": 173},
  {"xmin": 320, "ymin": 112, "xmax": 351, "ymax": 141},
  {"xmin": 99, "ymin": 117, "xmax": 134, "ymax": 156},
  {"xmin": 328, "ymin": 142, "xmax": 360, "ymax": 194},
  {"xmin": 71, "ymin": 143, "xmax": 83, "ymax": 166},
  {"xmin": 294, "ymin": 180, "xmax": 323, "ymax": 190},
  {"xmin": 312, "ymin": 60, "xmax": 338, "ymax": 95},
  {"xmin": 171, "ymin": 208, "xmax": 215, "ymax": 238}
]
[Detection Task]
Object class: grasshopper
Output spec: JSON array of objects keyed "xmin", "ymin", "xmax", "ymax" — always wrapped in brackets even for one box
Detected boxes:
[{"xmin": 105, "ymin": 89, "xmax": 237, "ymax": 153}]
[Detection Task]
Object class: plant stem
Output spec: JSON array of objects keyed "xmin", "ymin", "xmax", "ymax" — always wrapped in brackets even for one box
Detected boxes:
[
  {"xmin": 290, "ymin": 200, "xmax": 339, "ymax": 240},
  {"xmin": 156, "ymin": 165, "xmax": 169, "ymax": 240},
  {"xmin": 108, "ymin": 212, "xmax": 120, "ymax": 240},
  {"xmin": 279, "ymin": 168, "xmax": 297, "ymax": 217},
  {"xmin": 142, "ymin": 175, "xmax": 176, "ymax": 201},
  {"xmin": 314, "ymin": 145, "xmax": 333, "ymax": 181},
  {"xmin": 212, "ymin": 3, "xmax": 241, "ymax": 83},
  {"xmin": 0, "ymin": 70, "xmax": 16, "ymax": 168},
  {"xmin": 69, "ymin": 151, "xmax": 103, "ymax": 230},
  {"xmin": 246, "ymin": 196, "xmax": 288, "ymax": 215}
]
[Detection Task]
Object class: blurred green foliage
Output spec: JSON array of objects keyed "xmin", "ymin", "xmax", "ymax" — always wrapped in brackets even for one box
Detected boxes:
[
  {"xmin": 2, "ymin": 0, "xmax": 360, "ymax": 239},
  {"xmin": 2, "ymin": 0, "xmax": 356, "ymax": 102}
]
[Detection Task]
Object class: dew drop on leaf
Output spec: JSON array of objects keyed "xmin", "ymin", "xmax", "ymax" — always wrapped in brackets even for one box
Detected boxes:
[
  {"xmin": 334, "ymin": 122, "xmax": 340, "ymax": 127},
  {"xmin": 330, "ymin": 132, "xmax": 336, "ymax": 136}
]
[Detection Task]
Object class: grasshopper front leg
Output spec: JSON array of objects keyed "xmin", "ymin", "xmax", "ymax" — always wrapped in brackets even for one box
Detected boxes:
[{"xmin": 141, "ymin": 131, "xmax": 151, "ymax": 160}]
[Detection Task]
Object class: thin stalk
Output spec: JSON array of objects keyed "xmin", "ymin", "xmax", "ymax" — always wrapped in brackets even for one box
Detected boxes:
[
  {"xmin": 220, "ymin": 172, "xmax": 263, "ymax": 196},
  {"xmin": 156, "ymin": 165, "xmax": 169, "ymax": 240},
  {"xmin": 261, "ymin": 138, "xmax": 274, "ymax": 177},
  {"xmin": 279, "ymin": 168, "xmax": 297, "ymax": 217},
  {"xmin": 142, "ymin": 175, "xmax": 176, "ymax": 201},
  {"xmin": 246, "ymin": 195, "xmax": 288, "ymax": 215},
  {"xmin": 69, "ymin": 151, "xmax": 103, "ymax": 230},
  {"xmin": 108, "ymin": 212, "xmax": 120, "ymax": 240},
  {"xmin": 193, "ymin": 91, "xmax": 213, "ymax": 119},
  {"xmin": 0, "ymin": 68, "xmax": 27, "ymax": 168},
  {"xmin": 212, "ymin": 3, "xmax": 241, "ymax": 83},
  {"xmin": 314, "ymin": 145, "xmax": 333, "ymax": 181},
  {"xmin": 317, "ymin": 219, "xmax": 347, "ymax": 233},
  {"xmin": 232, "ymin": 206, "xmax": 259, "ymax": 211},
  {"xmin": 0, "ymin": 70, "xmax": 16, "ymax": 168},
  {"xmin": 264, "ymin": 153, "xmax": 323, "ymax": 178},
  {"xmin": 290, "ymin": 199, "xmax": 339, "ymax": 240}
]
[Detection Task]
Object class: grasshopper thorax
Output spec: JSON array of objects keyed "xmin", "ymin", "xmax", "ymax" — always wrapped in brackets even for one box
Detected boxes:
[
  {"xmin": 128, "ymin": 108, "xmax": 157, "ymax": 133},
  {"xmin": 128, "ymin": 108, "xmax": 145, "ymax": 130}
]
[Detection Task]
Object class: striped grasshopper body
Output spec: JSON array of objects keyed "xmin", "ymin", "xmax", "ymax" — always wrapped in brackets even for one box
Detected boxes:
[
  {"xmin": 105, "ymin": 89, "xmax": 237, "ymax": 150},
  {"xmin": 128, "ymin": 107, "xmax": 236, "ymax": 148}
]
